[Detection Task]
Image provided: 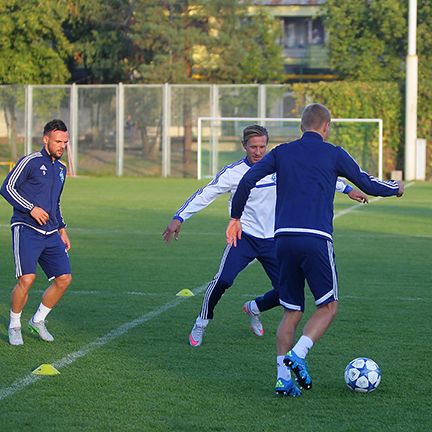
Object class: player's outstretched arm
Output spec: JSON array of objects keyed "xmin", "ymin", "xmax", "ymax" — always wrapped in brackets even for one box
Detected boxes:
[
  {"xmin": 162, "ymin": 219, "xmax": 182, "ymax": 243},
  {"xmin": 336, "ymin": 147, "xmax": 400, "ymax": 197},
  {"xmin": 226, "ymin": 218, "xmax": 242, "ymax": 247},
  {"xmin": 348, "ymin": 189, "xmax": 368, "ymax": 203}
]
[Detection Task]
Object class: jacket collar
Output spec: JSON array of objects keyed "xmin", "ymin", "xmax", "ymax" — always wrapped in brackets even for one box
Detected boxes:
[
  {"xmin": 243, "ymin": 157, "xmax": 253, "ymax": 167},
  {"xmin": 41, "ymin": 147, "xmax": 53, "ymax": 161},
  {"xmin": 301, "ymin": 131, "xmax": 324, "ymax": 141}
]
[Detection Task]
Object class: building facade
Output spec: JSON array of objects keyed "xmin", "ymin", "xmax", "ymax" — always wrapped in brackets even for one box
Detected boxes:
[{"xmin": 255, "ymin": 0, "xmax": 335, "ymax": 81}]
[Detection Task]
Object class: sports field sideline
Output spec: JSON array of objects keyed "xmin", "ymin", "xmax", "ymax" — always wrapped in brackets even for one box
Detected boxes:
[{"xmin": 0, "ymin": 177, "xmax": 431, "ymax": 432}]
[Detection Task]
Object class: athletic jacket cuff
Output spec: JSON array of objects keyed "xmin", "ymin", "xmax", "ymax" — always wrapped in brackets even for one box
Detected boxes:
[
  {"xmin": 173, "ymin": 215, "xmax": 184, "ymax": 223},
  {"xmin": 343, "ymin": 184, "xmax": 353, "ymax": 194}
]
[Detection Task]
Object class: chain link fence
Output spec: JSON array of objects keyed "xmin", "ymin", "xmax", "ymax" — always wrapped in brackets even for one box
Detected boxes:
[
  {"xmin": 0, "ymin": 84, "xmax": 296, "ymax": 177},
  {"xmin": 0, "ymin": 84, "xmax": 384, "ymax": 179}
]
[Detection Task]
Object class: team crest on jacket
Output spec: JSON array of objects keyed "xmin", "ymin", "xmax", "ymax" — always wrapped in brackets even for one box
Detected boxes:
[
  {"xmin": 40, "ymin": 165, "xmax": 47, "ymax": 176},
  {"xmin": 59, "ymin": 167, "xmax": 65, "ymax": 183}
]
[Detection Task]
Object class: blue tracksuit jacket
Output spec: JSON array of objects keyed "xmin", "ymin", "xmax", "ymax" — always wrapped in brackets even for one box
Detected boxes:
[
  {"xmin": 231, "ymin": 131, "xmax": 399, "ymax": 241},
  {"xmin": 0, "ymin": 147, "xmax": 67, "ymax": 234}
]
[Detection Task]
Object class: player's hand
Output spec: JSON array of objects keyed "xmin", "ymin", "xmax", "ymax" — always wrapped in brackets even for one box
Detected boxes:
[
  {"xmin": 59, "ymin": 228, "xmax": 71, "ymax": 251},
  {"xmin": 348, "ymin": 189, "xmax": 368, "ymax": 204},
  {"xmin": 226, "ymin": 218, "xmax": 242, "ymax": 247},
  {"xmin": 162, "ymin": 219, "xmax": 182, "ymax": 243},
  {"xmin": 30, "ymin": 206, "xmax": 49, "ymax": 225},
  {"xmin": 396, "ymin": 181, "xmax": 404, "ymax": 197}
]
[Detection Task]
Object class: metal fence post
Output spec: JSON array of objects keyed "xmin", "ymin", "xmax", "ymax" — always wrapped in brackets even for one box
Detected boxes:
[
  {"xmin": 162, "ymin": 83, "xmax": 171, "ymax": 177},
  {"xmin": 117, "ymin": 82, "xmax": 124, "ymax": 176},
  {"xmin": 25, "ymin": 85, "xmax": 33, "ymax": 154},
  {"xmin": 210, "ymin": 84, "xmax": 219, "ymax": 177},
  {"xmin": 258, "ymin": 85, "xmax": 266, "ymax": 120},
  {"xmin": 70, "ymin": 83, "xmax": 78, "ymax": 174}
]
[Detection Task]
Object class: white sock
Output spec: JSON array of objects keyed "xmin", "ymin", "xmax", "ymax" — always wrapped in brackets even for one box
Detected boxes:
[
  {"xmin": 9, "ymin": 310, "xmax": 22, "ymax": 329},
  {"xmin": 249, "ymin": 300, "xmax": 260, "ymax": 315},
  {"xmin": 196, "ymin": 316, "xmax": 209, "ymax": 327},
  {"xmin": 277, "ymin": 355, "xmax": 291, "ymax": 380},
  {"xmin": 293, "ymin": 335, "xmax": 314, "ymax": 359},
  {"xmin": 32, "ymin": 303, "xmax": 52, "ymax": 323}
]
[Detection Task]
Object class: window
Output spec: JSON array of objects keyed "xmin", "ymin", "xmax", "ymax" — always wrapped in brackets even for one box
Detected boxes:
[{"xmin": 283, "ymin": 17, "xmax": 325, "ymax": 49}]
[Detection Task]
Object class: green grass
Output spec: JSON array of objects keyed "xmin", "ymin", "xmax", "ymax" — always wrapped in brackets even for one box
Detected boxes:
[{"xmin": 0, "ymin": 178, "xmax": 431, "ymax": 431}]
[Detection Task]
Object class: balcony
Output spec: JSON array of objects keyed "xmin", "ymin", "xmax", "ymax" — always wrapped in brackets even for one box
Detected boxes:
[{"xmin": 284, "ymin": 44, "xmax": 329, "ymax": 69}]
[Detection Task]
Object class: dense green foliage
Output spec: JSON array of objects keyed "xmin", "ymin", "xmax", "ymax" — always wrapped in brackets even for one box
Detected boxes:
[
  {"xmin": 63, "ymin": 0, "xmax": 133, "ymax": 83},
  {"xmin": 0, "ymin": 0, "xmax": 283, "ymax": 85},
  {"xmin": 322, "ymin": 0, "xmax": 432, "ymax": 177},
  {"xmin": 0, "ymin": 0, "xmax": 71, "ymax": 159},
  {"xmin": 292, "ymin": 81, "xmax": 402, "ymax": 174},
  {"xmin": 322, "ymin": 0, "xmax": 407, "ymax": 82},
  {"xmin": 130, "ymin": 0, "xmax": 284, "ymax": 83},
  {"xmin": 0, "ymin": 0, "xmax": 71, "ymax": 84},
  {"xmin": 0, "ymin": 178, "xmax": 430, "ymax": 431}
]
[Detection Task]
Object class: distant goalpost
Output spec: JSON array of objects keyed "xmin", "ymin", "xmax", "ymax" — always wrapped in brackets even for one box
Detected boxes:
[{"xmin": 197, "ymin": 117, "xmax": 383, "ymax": 180}]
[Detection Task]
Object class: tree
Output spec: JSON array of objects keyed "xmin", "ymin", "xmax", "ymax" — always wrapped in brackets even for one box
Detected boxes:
[
  {"xmin": 322, "ymin": 0, "xmax": 432, "ymax": 177},
  {"xmin": 0, "ymin": 0, "xmax": 71, "ymax": 85},
  {"xmin": 0, "ymin": 0, "xmax": 71, "ymax": 160},
  {"xmin": 129, "ymin": 0, "xmax": 283, "ymax": 84},
  {"xmin": 208, "ymin": 7, "xmax": 284, "ymax": 84},
  {"xmin": 322, "ymin": 0, "xmax": 407, "ymax": 81},
  {"xmin": 129, "ymin": 0, "xmax": 284, "ymax": 175},
  {"xmin": 64, "ymin": 0, "xmax": 133, "ymax": 83}
]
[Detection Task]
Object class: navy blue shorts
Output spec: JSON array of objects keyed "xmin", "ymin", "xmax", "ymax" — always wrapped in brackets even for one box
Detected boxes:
[
  {"xmin": 276, "ymin": 235, "xmax": 338, "ymax": 311},
  {"xmin": 12, "ymin": 224, "xmax": 71, "ymax": 280}
]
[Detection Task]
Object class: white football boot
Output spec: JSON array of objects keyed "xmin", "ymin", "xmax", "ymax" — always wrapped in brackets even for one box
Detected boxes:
[
  {"xmin": 243, "ymin": 301, "xmax": 264, "ymax": 337},
  {"xmin": 8, "ymin": 327, "xmax": 24, "ymax": 345},
  {"xmin": 189, "ymin": 324, "xmax": 206, "ymax": 347},
  {"xmin": 28, "ymin": 319, "xmax": 54, "ymax": 342}
]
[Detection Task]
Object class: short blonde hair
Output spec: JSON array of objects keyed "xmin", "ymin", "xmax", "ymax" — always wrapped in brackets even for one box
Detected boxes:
[
  {"xmin": 301, "ymin": 103, "xmax": 331, "ymax": 131},
  {"xmin": 242, "ymin": 124, "xmax": 269, "ymax": 145}
]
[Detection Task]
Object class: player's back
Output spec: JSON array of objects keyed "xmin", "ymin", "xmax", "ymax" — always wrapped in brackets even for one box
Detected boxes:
[
  {"xmin": 272, "ymin": 131, "xmax": 339, "ymax": 240},
  {"xmin": 232, "ymin": 130, "xmax": 399, "ymax": 241}
]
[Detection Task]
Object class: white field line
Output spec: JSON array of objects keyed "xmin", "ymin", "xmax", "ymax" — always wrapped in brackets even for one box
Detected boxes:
[
  {"xmin": 0, "ymin": 182, "xmax": 415, "ymax": 402},
  {"xmin": 0, "ymin": 283, "xmax": 208, "ymax": 402}
]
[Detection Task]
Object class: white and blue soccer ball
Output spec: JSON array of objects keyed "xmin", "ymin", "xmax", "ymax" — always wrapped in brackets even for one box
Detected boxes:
[{"xmin": 344, "ymin": 357, "xmax": 381, "ymax": 393}]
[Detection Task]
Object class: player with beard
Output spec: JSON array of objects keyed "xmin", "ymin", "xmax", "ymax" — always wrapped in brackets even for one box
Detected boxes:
[{"xmin": 1, "ymin": 119, "xmax": 72, "ymax": 345}]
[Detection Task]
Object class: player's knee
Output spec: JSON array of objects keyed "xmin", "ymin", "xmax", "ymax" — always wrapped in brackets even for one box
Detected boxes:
[
  {"xmin": 321, "ymin": 300, "xmax": 338, "ymax": 318},
  {"xmin": 18, "ymin": 274, "xmax": 36, "ymax": 290},
  {"xmin": 55, "ymin": 274, "xmax": 72, "ymax": 290},
  {"xmin": 215, "ymin": 277, "xmax": 233, "ymax": 291},
  {"xmin": 285, "ymin": 309, "xmax": 303, "ymax": 327}
]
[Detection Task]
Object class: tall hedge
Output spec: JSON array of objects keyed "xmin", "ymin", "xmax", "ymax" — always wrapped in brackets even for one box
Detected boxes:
[{"xmin": 291, "ymin": 81, "xmax": 402, "ymax": 178}]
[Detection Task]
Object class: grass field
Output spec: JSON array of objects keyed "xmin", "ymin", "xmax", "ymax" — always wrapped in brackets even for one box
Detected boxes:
[{"xmin": 0, "ymin": 178, "xmax": 431, "ymax": 432}]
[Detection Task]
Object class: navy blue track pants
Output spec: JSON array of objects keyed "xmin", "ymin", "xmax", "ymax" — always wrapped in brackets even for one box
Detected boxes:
[{"xmin": 199, "ymin": 232, "xmax": 280, "ymax": 320}]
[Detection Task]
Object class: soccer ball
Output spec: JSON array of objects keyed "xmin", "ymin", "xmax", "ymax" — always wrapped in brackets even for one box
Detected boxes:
[{"xmin": 344, "ymin": 357, "xmax": 381, "ymax": 393}]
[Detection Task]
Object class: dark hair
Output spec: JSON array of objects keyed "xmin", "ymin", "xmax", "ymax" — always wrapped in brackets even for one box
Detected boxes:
[
  {"xmin": 242, "ymin": 124, "xmax": 269, "ymax": 145},
  {"xmin": 43, "ymin": 119, "xmax": 68, "ymax": 136},
  {"xmin": 301, "ymin": 103, "xmax": 331, "ymax": 131}
]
